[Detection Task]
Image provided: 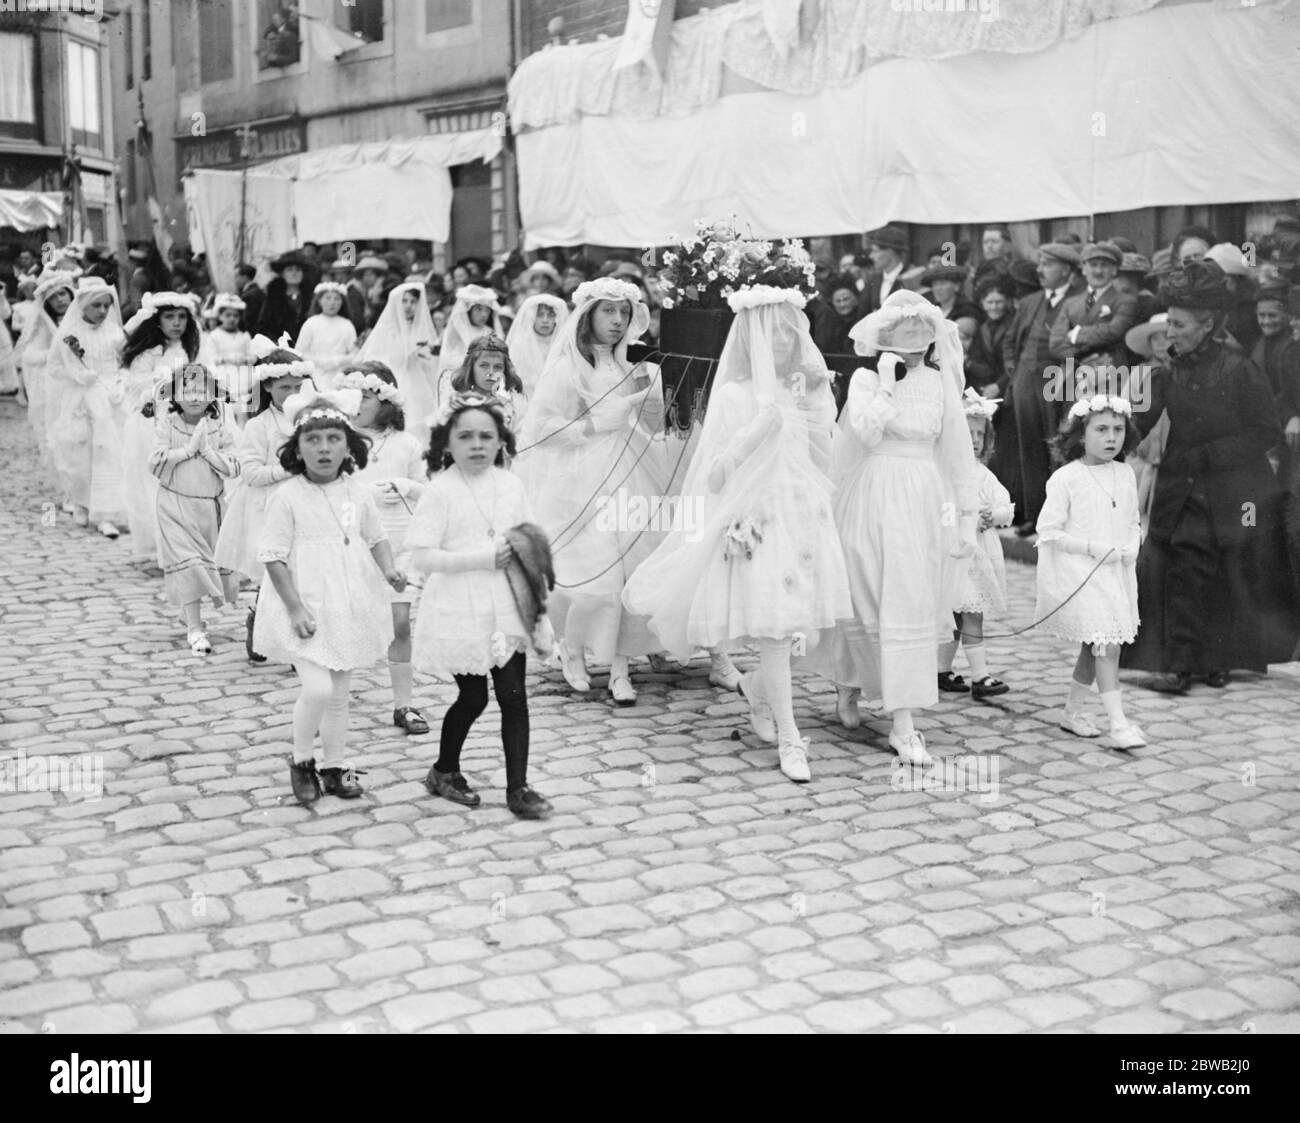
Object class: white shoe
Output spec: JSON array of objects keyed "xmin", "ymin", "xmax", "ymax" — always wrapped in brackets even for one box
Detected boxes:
[
  {"xmin": 188, "ymin": 629, "xmax": 212, "ymax": 655},
  {"xmin": 608, "ymin": 675, "xmax": 637, "ymax": 706},
  {"xmin": 558, "ymin": 639, "xmax": 590, "ymax": 692},
  {"xmin": 778, "ymin": 737, "xmax": 812, "ymax": 783},
  {"xmin": 888, "ymin": 728, "xmax": 932, "ymax": 767},
  {"xmin": 1060, "ymin": 709, "xmax": 1100, "ymax": 738},
  {"xmin": 708, "ymin": 655, "xmax": 743, "ymax": 692},
  {"xmin": 1109, "ymin": 722, "xmax": 1147, "ymax": 749},
  {"xmin": 836, "ymin": 685, "xmax": 862, "ymax": 729},
  {"xmin": 72, "ymin": 507, "xmax": 89, "ymax": 527},
  {"xmin": 61, "ymin": 500, "xmax": 75, "ymax": 515},
  {"xmin": 739, "ymin": 672, "xmax": 776, "ymax": 744},
  {"xmin": 98, "ymin": 521, "xmax": 120, "ymax": 539}
]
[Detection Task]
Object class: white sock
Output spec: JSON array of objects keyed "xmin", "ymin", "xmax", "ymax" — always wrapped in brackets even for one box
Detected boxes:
[
  {"xmin": 1099, "ymin": 689, "xmax": 1129, "ymax": 731},
  {"xmin": 610, "ymin": 654, "xmax": 630, "ymax": 681},
  {"xmin": 1067, "ymin": 679, "xmax": 1092, "ymax": 712},
  {"xmin": 892, "ymin": 707, "xmax": 915, "ymax": 738},
  {"xmin": 710, "ymin": 650, "xmax": 738, "ymax": 677},
  {"xmin": 966, "ymin": 643, "xmax": 989, "ymax": 680},
  {"xmin": 389, "ymin": 661, "xmax": 413, "ymax": 709},
  {"xmin": 759, "ymin": 639, "xmax": 799, "ymax": 744},
  {"xmin": 937, "ymin": 638, "xmax": 959, "ymax": 674}
]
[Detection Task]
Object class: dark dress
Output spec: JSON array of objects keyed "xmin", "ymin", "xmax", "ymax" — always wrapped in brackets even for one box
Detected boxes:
[
  {"xmin": 256, "ymin": 277, "xmax": 311, "ymax": 346},
  {"xmin": 964, "ymin": 314, "xmax": 1021, "ymax": 522},
  {"xmin": 1122, "ymin": 338, "xmax": 1300, "ymax": 674}
]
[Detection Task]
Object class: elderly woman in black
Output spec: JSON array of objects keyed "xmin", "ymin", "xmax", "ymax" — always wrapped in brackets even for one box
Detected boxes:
[{"xmin": 1123, "ymin": 261, "xmax": 1300, "ymax": 692}]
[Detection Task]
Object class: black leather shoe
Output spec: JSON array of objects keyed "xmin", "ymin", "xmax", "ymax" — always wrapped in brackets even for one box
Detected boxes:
[
  {"xmin": 425, "ymin": 767, "xmax": 480, "ymax": 807},
  {"xmin": 1203, "ymin": 671, "xmax": 1230, "ymax": 688},
  {"xmin": 970, "ymin": 675, "xmax": 1010, "ymax": 701},
  {"xmin": 246, "ymin": 607, "xmax": 266, "ymax": 664},
  {"xmin": 937, "ymin": 672, "xmax": 968, "ymax": 692},
  {"xmin": 289, "ymin": 758, "xmax": 321, "ymax": 805},
  {"xmin": 507, "ymin": 786, "xmax": 552, "ymax": 820},
  {"xmin": 1143, "ymin": 672, "xmax": 1192, "ymax": 694},
  {"xmin": 393, "ymin": 706, "xmax": 430, "ymax": 734},
  {"xmin": 318, "ymin": 767, "xmax": 364, "ymax": 798}
]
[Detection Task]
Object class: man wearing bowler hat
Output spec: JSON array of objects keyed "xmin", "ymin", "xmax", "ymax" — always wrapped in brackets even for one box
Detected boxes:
[
  {"xmin": 1049, "ymin": 241, "xmax": 1140, "ymax": 376},
  {"xmin": 858, "ymin": 225, "xmax": 917, "ymax": 317},
  {"xmin": 1002, "ymin": 242, "xmax": 1085, "ymax": 536}
]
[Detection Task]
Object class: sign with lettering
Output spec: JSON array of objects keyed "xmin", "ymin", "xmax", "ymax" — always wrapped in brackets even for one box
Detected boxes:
[{"xmin": 175, "ymin": 117, "xmax": 306, "ymax": 185}]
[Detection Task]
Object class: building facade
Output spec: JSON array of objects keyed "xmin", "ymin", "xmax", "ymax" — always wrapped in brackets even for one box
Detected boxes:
[
  {"xmin": 108, "ymin": 0, "xmax": 515, "ymax": 267},
  {"xmin": 0, "ymin": 2, "xmax": 117, "ymax": 249}
]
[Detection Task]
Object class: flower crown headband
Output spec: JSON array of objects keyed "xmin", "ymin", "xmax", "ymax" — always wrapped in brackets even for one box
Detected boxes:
[
  {"xmin": 467, "ymin": 332, "xmax": 510, "ymax": 356},
  {"xmin": 213, "ymin": 293, "xmax": 246, "ymax": 313},
  {"xmin": 962, "ymin": 387, "xmax": 1000, "ymax": 421},
  {"xmin": 282, "ymin": 387, "xmax": 362, "ymax": 430},
  {"xmin": 430, "ymin": 389, "xmax": 507, "ymax": 430},
  {"xmin": 1068, "ymin": 394, "xmax": 1133, "ymax": 421},
  {"xmin": 573, "ymin": 277, "xmax": 644, "ymax": 309},
  {"xmin": 337, "ymin": 369, "xmax": 403, "ymax": 405},
  {"xmin": 727, "ymin": 285, "xmax": 808, "ymax": 312},
  {"xmin": 250, "ymin": 333, "xmax": 316, "ymax": 379},
  {"xmin": 314, "ymin": 281, "xmax": 348, "ymax": 298}
]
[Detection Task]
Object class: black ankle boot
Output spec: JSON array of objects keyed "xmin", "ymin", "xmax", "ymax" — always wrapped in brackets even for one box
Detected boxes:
[{"xmin": 246, "ymin": 607, "xmax": 266, "ymax": 663}]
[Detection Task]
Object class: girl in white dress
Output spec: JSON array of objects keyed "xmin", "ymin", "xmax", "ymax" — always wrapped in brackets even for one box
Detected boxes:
[
  {"xmin": 358, "ymin": 282, "xmax": 439, "ymax": 441},
  {"xmin": 408, "ymin": 392, "xmax": 552, "ymax": 820},
  {"xmin": 1036, "ymin": 395, "xmax": 1145, "ymax": 749},
  {"xmin": 936, "ymin": 389, "xmax": 1016, "ymax": 702},
  {"xmin": 447, "ymin": 333, "xmax": 528, "ymax": 435},
  {"xmin": 0, "ymin": 287, "xmax": 17, "ymax": 396},
  {"xmin": 296, "ymin": 282, "xmax": 358, "ymax": 382},
  {"xmin": 44, "ymin": 278, "xmax": 127, "ymax": 537},
  {"xmin": 517, "ymin": 277, "xmax": 670, "ymax": 705},
  {"xmin": 507, "ymin": 293, "xmax": 569, "ymax": 400},
  {"xmin": 809, "ymin": 290, "xmax": 980, "ymax": 766},
  {"xmin": 437, "ymin": 284, "xmax": 505, "ymax": 394},
  {"xmin": 121, "ymin": 293, "xmax": 203, "ymax": 565},
  {"xmin": 343, "ymin": 361, "xmax": 431, "ymax": 735},
  {"xmin": 624, "ymin": 287, "xmax": 853, "ymax": 781},
  {"xmin": 205, "ymin": 294, "xmax": 253, "ymax": 419},
  {"xmin": 253, "ymin": 387, "xmax": 406, "ymax": 805},
  {"xmin": 14, "ymin": 271, "xmax": 77, "ymax": 488},
  {"xmin": 148, "ymin": 364, "xmax": 241, "ymax": 654},
  {"xmin": 214, "ymin": 343, "xmax": 314, "ymax": 660}
]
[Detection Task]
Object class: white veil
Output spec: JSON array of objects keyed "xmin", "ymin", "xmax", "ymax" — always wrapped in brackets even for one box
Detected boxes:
[
  {"xmin": 506, "ymin": 293, "xmax": 570, "ymax": 398},
  {"xmin": 359, "ymin": 281, "xmax": 438, "ymax": 429},
  {"xmin": 439, "ymin": 283, "xmax": 505, "ymax": 375},
  {"xmin": 622, "ymin": 287, "xmax": 838, "ymax": 657}
]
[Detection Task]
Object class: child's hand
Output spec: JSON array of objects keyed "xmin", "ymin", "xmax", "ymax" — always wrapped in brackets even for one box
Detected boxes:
[
  {"xmin": 1117, "ymin": 543, "xmax": 1139, "ymax": 564},
  {"xmin": 977, "ymin": 508, "xmax": 994, "ymax": 532},
  {"xmin": 494, "ymin": 539, "xmax": 513, "ymax": 569},
  {"xmin": 385, "ymin": 570, "xmax": 407, "ymax": 592},
  {"xmin": 290, "ymin": 605, "xmax": 316, "ymax": 637}
]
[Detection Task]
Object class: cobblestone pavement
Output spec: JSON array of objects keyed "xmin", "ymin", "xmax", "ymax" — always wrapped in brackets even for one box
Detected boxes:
[{"xmin": 2, "ymin": 397, "xmax": 1298, "ymax": 1035}]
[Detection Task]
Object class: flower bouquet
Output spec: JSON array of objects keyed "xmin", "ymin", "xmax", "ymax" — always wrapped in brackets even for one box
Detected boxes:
[{"xmin": 659, "ymin": 217, "xmax": 817, "ymax": 311}]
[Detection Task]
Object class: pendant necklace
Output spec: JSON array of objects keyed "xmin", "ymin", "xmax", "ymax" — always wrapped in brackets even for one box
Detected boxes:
[
  {"xmin": 1088, "ymin": 461, "xmax": 1117, "ymax": 508},
  {"xmin": 313, "ymin": 478, "xmax": 352, "ymax": 544},
  {"xmin": 457, "ymin": 466, "xmax": 498, "ymax": 540}
]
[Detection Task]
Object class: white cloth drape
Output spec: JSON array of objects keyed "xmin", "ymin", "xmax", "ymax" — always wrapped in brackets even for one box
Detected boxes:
[
  {"xmin": 0, "ymin": 32, "xmax": 36, "ymax": 126},
  {"xmin": 516, "ymin": 1, "xmax": 1300, "ymax": 247}
]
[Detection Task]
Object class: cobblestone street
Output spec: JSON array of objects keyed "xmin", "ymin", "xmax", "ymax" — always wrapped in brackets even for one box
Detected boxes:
[{"xmin": 2, "ymin": 397, "xmax": 1298, "ymax": 1035}]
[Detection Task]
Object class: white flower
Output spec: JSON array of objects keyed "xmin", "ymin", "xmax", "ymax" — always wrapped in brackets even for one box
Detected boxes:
[
  {"xmin": 662, "ymin": 297, "xmax": 675, "ymax": 309},
  {"xmin": 663, "ymin": 252, "xmax": 677, "ymax": 266},
  {"xmin": 707, "ymin": 270, "xmax": 718, "ymax": 281}
]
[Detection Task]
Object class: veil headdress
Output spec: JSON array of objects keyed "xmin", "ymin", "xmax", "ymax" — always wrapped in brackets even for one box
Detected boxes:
[
  {"xmin": 15, "ymin": 271, "xmax": 78, "ymax": 366},
  {"xmin": 835, "ymin": 288, "xmax": 979, "ymax": 511},
  {"xmin": 358, "ymin": 282, "xmax": 437, "ymax": 426},
  {"xmin": 622, "ymin": 286, "xmax": 839, "ymax": 658},
  {"xmin": 506, "ymin": 293, "xmax": 570, "ymax": 399},
  {"xmin": 44, "ymin": 278, "xmax": 125, "ymax": 467},
  {"xmin": 439, "ymin": 283, "xmax": 504, "ymax": 374}
]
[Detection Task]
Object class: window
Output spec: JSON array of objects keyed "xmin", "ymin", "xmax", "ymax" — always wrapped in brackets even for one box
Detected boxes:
[
  {"xmin": 336, "ymin": 0, "xmax": 383, "ymax": 44},
  {"xmin": 142, "ymin": 0, "xmax": 152, "ymax": 81},
  {"xmin": 259, "ymin": 0, "xmax": 301, "ymax": 68},
  {"xmin": 0, "ymin": 32, "xmax": 39, "ymax": 142},
  {"xmin": 66, "ymin": 40, "xmax": 102, "ymax": 150},
  {"xmin": 124, "ymin": 8, "xmax": 134, "ymax": 89},
  {"xmin": 426, "ymin": 0, "xmax": 472, "ymax": 34},
  {"xmin": 199, "ymin": 0, "xmax": 234, "ymax": 84}
]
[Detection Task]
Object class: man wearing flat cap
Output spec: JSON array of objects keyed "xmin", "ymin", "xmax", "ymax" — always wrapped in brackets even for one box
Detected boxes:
[
  {"xmin": 1049, "ymin": 241, "xmax": 1140, "ymax": 371},
  {"xmin": 858, "ymin": 225, "xmax": 918, "ymax": 317},
  {"xmin": 1001, "ymin": 242, "xmax": 1085, "ymax": 535}
]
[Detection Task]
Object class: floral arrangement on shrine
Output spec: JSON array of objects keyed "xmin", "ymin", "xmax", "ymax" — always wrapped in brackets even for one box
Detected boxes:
[{"xmin": 659, "ymin": 217, "xmax": 817, "ymax": 310}]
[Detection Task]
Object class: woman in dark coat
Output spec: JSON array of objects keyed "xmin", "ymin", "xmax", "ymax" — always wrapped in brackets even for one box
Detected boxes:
[
  {"xmin": 256, "ymin": 250, "xmax": 313, "ymax": 345},
  {"xmin": 1123, "ymin": 261, "xmax": 1300, "ymax": 691},
  {"xmin": 811, "ymin": 275, "xmax": 860, "ymax": 358},
  {"xmin": 964, "ymin": 277, "xmax": 1021, "ymax": 521}
]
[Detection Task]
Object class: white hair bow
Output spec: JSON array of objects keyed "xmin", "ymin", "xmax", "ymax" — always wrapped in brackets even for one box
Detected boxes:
[
  {"xmin": 962, "ymin": 386, "xmax": 1000, "ymax": 420},
  {"xmin": 282, "ymin": 387, "xmax": 363, "ymax": 429}
]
